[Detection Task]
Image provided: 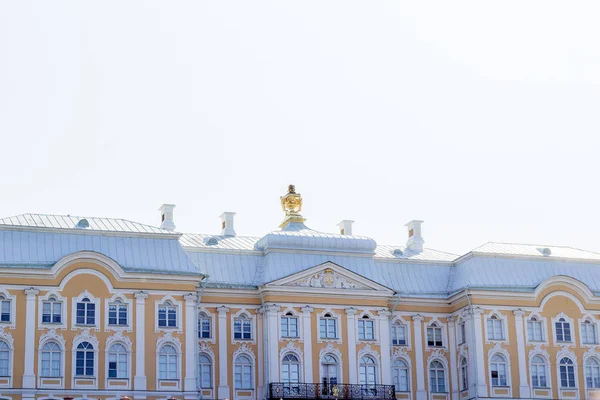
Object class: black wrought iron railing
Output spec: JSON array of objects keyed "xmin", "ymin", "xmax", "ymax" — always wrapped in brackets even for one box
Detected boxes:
[{"xmin": 268, "ymin": 382, "xmax": 395, "ymax": 400}]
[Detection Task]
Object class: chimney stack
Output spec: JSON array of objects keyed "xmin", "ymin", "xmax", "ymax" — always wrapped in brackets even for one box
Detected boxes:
[
  {"xmin": 337, "ymin": 220, "xmax": 354, "ymax": 235},
  {"xmin": 220, "ymin": 212, "xmax": 236, "ymax": 236},
  {"xmin": 405, "ymin": 220, "xmax": 424, "ymax": 252},
  {"xmin": 159, "ymin": 204, "xmax": 176, "ymax": 231}
]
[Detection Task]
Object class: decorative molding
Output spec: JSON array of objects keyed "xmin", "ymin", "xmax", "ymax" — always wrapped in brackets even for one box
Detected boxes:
[
  {"xmin": 317, "ymin": 308, "xmax": 343, "ymax": 344},
  {"xmin": 106, "ymin": 330, "xmax": 133, "ymax": 349},
  {"xmin": 217, "ymin": 305, "xmax": 230, "ymax": 315},
  {"xmin": 104, "ymin": 294, "xmax": 133, "ymax": 333},
  {"xmin": 412, "ymin": 314, "xmax": 424, "ymax": 322},
  {"xmin": 0, "ymin": 290, "xmax": 17, "ymax": 330},
  {"xmin": 393, "ymin": 346, "xmax": 410, "ymax": 360},
  {"xmin": 232, "ymin": 342, "xmax": 255, "ymax": 362},
  {"xmin": 426, "ymin": 348, "xmax": 448, "ymax": 367},
  {"xmin": 71, "ymin": 290, "xmax": 101, "ymax": 331},
  {"xmin": 357, "ymin": 343, "xmax": 381, "ymax": 363},
  {"xmin": 198, "ymin": 306, "xmax": 217, "ymax": 344},
  {"xmin": 280, "ymin": 340, "xmax": 303, "ymax": 360},
  {"xmin": 39, "ymin": 328, "xmax": 65, "ymax": 349},
  {"xmin": 319, "ymin": 342, "xmax": 343, "ymax": 362},
  {"xmin": 154, "ymin": 294, "xmax": 183, "ymax": 333},
  {"xmin": 231, "ymin": 308, "xmax": 257, "ymax": 345},
  {"xmin": 156, "ymin": 331, "xmax": 182, "ymax": 352},
  {"xmin": 38, "ymin": 291, "xmax": 68, "ymax": 330},
  {"xmin": 556, "ymin": 345, "xmax": 576, "ymax": 362},
  {"xmin": 198, "ymin": 342, "xmax": 215, "ymax": 360},
  {"xmin": 488, "ymin": 341, "xmax": 510, "ymax": 361},
  {"xmin": 0, "ymin": 327, "xmax": 14, "ymax": 348},
  {"xmin": 285, "ymin": 267, "xmax": 371, "ymax": 290},
  {"xmin": 134, "ymin": 291, "xmax": 148, "ymax": 301},
  {"xmin": 528, "ymin": 343, "xmax": 549, "ymax": 363},
  {"xmin": 73, "ymin": 328, "xmax": 99, "ymax": 348},
  {"xmin": 484, "ymin": 309, "xmax": 510, "ymax": 345},
  {"xmin": 24, "ymin": 287, "xmax": 39, "ymax": 297},
  {"xmin": 525, "ymin": 311, "xmax": 549, "ymax": 346}
]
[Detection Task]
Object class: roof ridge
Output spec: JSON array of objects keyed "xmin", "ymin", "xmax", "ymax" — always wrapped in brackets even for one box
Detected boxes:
[{"xmin": 480, "ymin": 241, "xmax": 600, "ymax": 254}]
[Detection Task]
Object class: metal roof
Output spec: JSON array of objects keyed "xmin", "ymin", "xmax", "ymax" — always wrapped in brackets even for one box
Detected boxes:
[
  {"xmin": 471, "ymin": 242, "xmax": 600, "ymax": 261},
  {"xmin": 374, "ymin": 244, "xmax": 457, "ymax": 262},
  {"xmin": 0, "ymin": 214, "xmax": 177, "ymax": 235}
]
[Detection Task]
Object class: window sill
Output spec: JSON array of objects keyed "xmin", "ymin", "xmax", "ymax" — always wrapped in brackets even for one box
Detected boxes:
[
  {"xmin": 108, "ymin": 377, "xmax": 129, "ymax": 380},
  {"xmin": 532, "ymin": 386, "xmax": 549, "ymax": 389},
  {"xmin": 108, "ymin": 324, "xmax": 129, "ymax": 328},
  {"xmin": 158, "ymin": 326, "xmax": 178, "ymax": 329},
  {"xmin": 492, "ymin": 385, "xmax": 510, "ymax": 388},
  {"xmin": 359, "ymin": 338, "xmax": 377, "ymax": 342},
  {"xmin": 393, "ymin": 343, "xmax": 408, "ymax": 346},
  {"xmin": 281, "ymin": 336, "xmax": 300, "ymax": 339},
  {"xmin": 75, "ymin": 324, "xmax": 97, "ymax": 327},
  {"xmin": 234, "ymin": 338, "xmax": 253, "ymax": 341},
  {"xmin": 74, "ymin": 376, "xmax": 96, "ymax": 379},
  {"xmin": 40, "ymin": 376, "xmax": 63, "ymax": 378}
]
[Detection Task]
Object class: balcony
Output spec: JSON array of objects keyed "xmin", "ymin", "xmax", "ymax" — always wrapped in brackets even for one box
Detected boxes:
[{"xmin": 268, "ymin": 383, "xmax": 395, "ymax": 400}]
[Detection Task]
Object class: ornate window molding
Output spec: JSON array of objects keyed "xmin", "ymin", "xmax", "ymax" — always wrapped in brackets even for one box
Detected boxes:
[
  {"xmin": 279, "ymin": 307, "xmax": 302, "ymax": 341},
  {"xmin": 155, "ymin": 295, "xmax": 182, "ymax": 333},
  {"xmin": 391, "ymin": 315, "xmax": 411, "ymax": 350},
  {"xmin": 104, "ymin": 294, "xmax": 133, "ymax": 333},
  {"xmin": 0, "ymin": 328, "xmax": 14, "ymax": 387},
  {"xmin": 357, "ymin": 343, "xmax": 381, "ymax": 384},
  {"xmin": 317, "ymin": 308, "xmax": 342, "ymax": 344},
  {"xmin": 231, "ymin": 308, "xmax": 257, "ymax": 344},
  {"xmin": 392, "ymin": 346, "xmax": 411, "ymax": 392},
  {"xmin": 0, "ymin": 291, "xmax": 16, "ymax": 330},
  {"xmin": 556, "ymin": 346, "xmax": 578, "ymax": 389},
  {"xmin": 71, "ymin": 291, "xmax": 100, "ymax": 330},
  {"xmin": 426, "ymin": 351, "xmax": 448, "ymax": 393},
  {"xmin": 484, "ymin": 310, "xmax": 509, "ymax": 345},
  {"xmin": 198, "ymin": 306, "xmax": 216, "ymax": 344},
  {"xmin": 38, "ymin": 291, "xmax": 67, "ymax": 330},
  {"xmin": 579, "ymin": 314, "xmax": 599, "ymax": 348},
  {"xmin": 357, "ymin": 310, "xmax": 378, "ymax": 343},
  {"xmin": 198, "ymin": 342, "xmax": 215, "ymax": 390},
  {"xmin": 156, "ymin": 332, "xmax": 182, "ymax": 389},
  {"xmin": 529, "ymin": 345, "xmax": 551, "ymax": 389},
  {"xmin": 233, "ymin": 343, "xmax": 255, "ymax": 390},
  {"xmin": 104, "ymin": 331, "xmax": 132, "ymax": 388},
  {"xmin": 280, "ymin": 341, "xmax": 304, "ymax": 383},
  {"xmin": 425, "ymin": 317, "xmax": 447, "ymax": 350},
  {"xmin": 552, "ymin": 312, "xmax": 575, "ymax": 346},
  {"xmin": 488, "ymin": 342, "xmax": 511, "ymax": 388},
  {"xmin": 71, "ymin": 328, "xmax": 99, "ymax": 389},
  {"xmin": 37, "ymin": 329, "xmax": 66, "ymax": 388},
  {"xmin": 319, "ymin": 342, "xmax": 344, "ymax": 385},
  {"xmin": 525, "ymin": 311, "xmax": 548, "ymax": 346}
]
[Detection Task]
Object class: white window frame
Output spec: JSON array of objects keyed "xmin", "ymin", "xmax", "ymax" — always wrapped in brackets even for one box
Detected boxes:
[
  {"xmin": 155, "ymin": 335, "xmax": 182, "ymax": 389},
  {"xmin": 154, "ymin": 295, "xmax": 183, "ymax": 333},
  {"xmin": 552, "ymin": 313, "xmax": 574, "ymax": 345},
  {"xmin": 426, "ymin": 319, "xmax": 446, "ymax": 348},
  {"xmin": 71, "ymin": 330, "xmax": 99, "ymax": 389},
  {"xmin": 427, "ymin": 358, "xmax": 448, "ymax": 393},
  {"xmin": 392, "ymin": 356, "xmax": 410, "ymax": 393},
  {"xmin": 529, "ymin": 353, "xmax": 550, "ymax": 389},
  {"xmin": 104, "ymin": 294, "xmax": 133, "ymax": 332},
  {"xmin": 38, "ymin": 291, "xmax": 67, "ymax": 330},
  {"xmin": 458, "ymin": 321, "xmax": 466, "ymax": 346},
  {"xmin": 104, "ymin": 334, "xmax": 132, "ymax": 388},
  {"xmin": 71, "ymin": 291, "xmax": 100, "ymax": 330},
  {"xmin": 579, "ymin": 315, "xmax": 599, "ymax": 346},
  {"xmin": 280, "ymin": 352, "xmax": 302, "ymax": 386},
  {"xmin": 489, "ymin": 353, "xmax": 509, "ymax": 387},
  {"xmin": 0, "ymin": 330, "xmax": 14, "ymax": 387},
  {"xmin": 0, "ymin": 291, "xmax": 16, "ymax": 329},
  {"xmin": 317, "ymin": 309, "xmax": 342, "ymax": 344},
  {"xmin": 280, "ymin": 309, "xmax": 300, "ymax": 340},
  {"xmin": 231, "ymin": 309, "xmax": 257, "ymax": 345},
  {"xmin": 233, "ymin": 347, "xmax": 256, "ymax": 390},
  {"xmin": 37, "ymin": 330, "xmax": 66, "ymax": 389},
  {"xmin": 357, "ymin": 313, "xmax": 376, "ymax": 341},
  {"xmin": 198, "ymin": 352, "xmax": 214, "ymax": 389},
  {"xmin": 391, "ymin": 316, "xmax": 411, "ymax": 349},
  {"xmin": 197, "ymin": 307, "xmax": 216, "ymax": 344},
  {"xmin": 484, "ymin": 311, "xmax": 509, "ymax": 344},
  {"xmin": 584, "ymin": 356, "xmax": 600, "ymax": 390},
  {"xmin": 558, "ymin": 356, "xmax": 577, "ymax": 389},
  {"xmin": 525, "ymin": 312, "xmax": 547, "ymax": 345}
]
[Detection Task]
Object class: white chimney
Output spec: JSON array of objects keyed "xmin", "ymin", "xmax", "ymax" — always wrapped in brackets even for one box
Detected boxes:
[
  {"xmin": 220, "ymin": 212, "xmax": 236, "ymax": 236},
  {"xmin": 405, "ymin": 220, "xmax": 424, "ymax": 252},
  {"xmin": 159, "ymin": 204, "xmax": 176, "ymax": 231},
  {"xmin": 337, "ymin": 220, "xmax": 354, "ymax": 235}
]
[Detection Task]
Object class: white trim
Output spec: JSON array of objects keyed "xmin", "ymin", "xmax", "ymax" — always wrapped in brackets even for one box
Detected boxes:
[
  {"xmin": 198, "ymin": 306, "xmax": 216, "ymax": 344},
  {"xmin": 525, "ymin": 312, "xmax": 548, "ymax": 346},
  {"xmin": 278, "ymin": 307, "xmax": 302, "ymax": 341},
  {"xmin": 154, "ymin": 295, "xmax": 183, "ymax": 333},
  {"xmin": 279, "ymin": 341, "xmax": 304, "ymax": 383},
  {"xmin": 578, "ymin": 314, "xmax": 599, "ymax": 348},
  {"xmin": 426, "ymin": 350, "xmax": 449, "ymax": 394},
  {"xmin": 232, "ymin": 308, "xmax": 257, "ymax": 345},
  {"xmin": 71, "ymin": 328, "xmax": 99, "ymax": 389},
  {"xmin": 319, "ymin": 342, "xmax": 344, "ymax": 385},
  {"xmin": 425, "ymin": 317, "xmax": 447, "ymax": 350},
  {"xmin": 484, "ymin": 310, "xmax": 509, "ymax": 345},
  {"xmin": 529, "ymin": 345, "xmax": 552, "ymax": 391},
  {"xmin": 583, "ymin": 348, "xmax": 600, "ymax": 394},
  {"xmin": 38, "ymin": 291, "xmax": 67, "ymax": 330},
  {"xmin": 392, "ymin": 347, "xmax": 411, "ymax": 393},
  {"xmin": 540, "ymin": 291, "xmax": 586, "ymax": 314},
  {"xmin": 104, "ymin": 294, "xmax": 133, "ymax": 333},
  {"xmin": 488, "ymin": 343, "xmax": 512, "ymax": 396},
  {"xmin": 391, "ymin": 315, "xmax": 411, "ymax": 350},
  {"xmin": 37, "ymin": 329, "xmax": 66, "ymax": 389},
  {"xmin": 357, "ymin": 344, "xmax": 381, "ymax": 384},
  {"xmin": 357, "ymin": 310, "xmax": 378, "ymax": 343},
  {"xmin": 556, "ymin": 347, "xmax": 579, "ymax": 396},
  {"xmin": 156, "ymin": 332, "xmax": 182, "ymax": 390},
  {"xmin": 233, "ymin": 343, "xmax": 256, "ymax": 390},
  {"xmin": 0, "ymin": 290, "xmax": 16, "ymax": 330},
  {"xmin": 70, "ymin": 291, "xmax": 101, "ymax": 330},
  {"xmin": 0, "ymin": 328, "xmax": 14, "ymax": 388},
  {"xmin": 552, "ymin": 312, "xmax": 575, "ymax": 346},
  {"xmin": 104, "ymin": 331, "xmax": 133, "ymax": 389},
  {"xmin": 198, "ymin": 342, "xmax": 216, "ymax": 390},
  {"xmin": 317, "ymin": 308, "xmax": 343, "ymax": 344}
]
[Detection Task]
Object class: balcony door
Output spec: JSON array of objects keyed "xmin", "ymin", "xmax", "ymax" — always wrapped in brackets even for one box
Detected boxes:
[{"xmin": 321, "ymin": 354, "xmax": 339, "ymax": 396}]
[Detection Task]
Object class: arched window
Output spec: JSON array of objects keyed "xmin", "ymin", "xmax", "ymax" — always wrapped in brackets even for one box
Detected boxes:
[
  {"xmin": 158, "ymin": 344, "xmax": 178, "ymax": 379},
  {"xmin": 559, "ymin": 357, "xmax": 576, "ymax": 388},
  {"xmin": 427, "ymin": 323, "xmax": 443, "ymax": 347},
  {"xmin": 108, "ymin": 343, "xmax": 128, "ymax": 378},
  {"xmin": 530, "ymin": 355, "xmax": 547, "ymax": 388},
  {"xmin": 393, "ymin": 359, "xmax": 409, "ymax": 392},
  {"xmin": 585, "ymin": 357, "xmax": 600, "ymax": 389},
  {"xmin": 42, "ymin": 296, "xmax": 62, "ymax": 324},
  {"xmin": 198, "ymin": 312, "xmax": 211, "ymax": 339},
  {"xmin": 429, "ymin": 360, "xmax": 446, "ymax": 393},
  {"xmin": 321, "ymin": 354, "xmax": 339, "ymax": 395},
  {"xmin": 359, "ymin": 356, "xmax": 377, "ymax": 386},
  {"xmin": 76, "ymin": 298, "xmax": 95, "ymax": 325},
  {"xmin": 198, "ymin": 353, "xmax": 212, "ymax": 388},
  {"xmin": 555, "ymin": 318, "xmax": 572, "ymax": 342},
  {"xmin": 358, "ymin": 316, "xmax": 375, "ymax": 340},
  {"xmin": 460, "ymin": 357, "xmax": 468, "ymax": 391},
  {"xmin": 0, "ymin": 341, "xmax": 10, "ymax": 376},
  {"xmin": 281, "ymin": 354, "xmax": 300, "ymax": 386},
  {"xmin": 487, "ymin": 315, "xmax": 504, "ymax": 340},
  {"xmin": 75, "ymin": 342, "xmax": 94, "ymax": 376},
  {"xmin": 234, "ymin": 355, "xmax": 253, "ymax": 389},
  {"xmin": 582, "ymin": 320, "xmax": 598, "ymax": 345},
  {"xmin": 490, "ymin": 354, "xmax": 507, "ymax": 386},
  {"xmin": 41, "ymin": 341, "xmax": 61, "ymax": 377}
]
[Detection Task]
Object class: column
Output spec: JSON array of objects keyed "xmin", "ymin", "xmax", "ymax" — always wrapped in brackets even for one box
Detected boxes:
[
  {"xmin": 184, "ymin": 293, "xmax": 198, "ymax": 391},
  {"xmin": 378, "ymin": 310, "xmax": 392, "ymax": 385},
  {"xmin": 134, "ymin": 291, "xmax": 148, "ymax": 391},
  {"xmin": 471, "ymin": 307, "xmax": 488, "ymax": 397},
  {"xmin": 513, "ymin": 309, "xmax": 531, "ymax": 398},
  {"xmin": 346, "ymin": 307, "xmax": 358, "ymax": 384},
  {"xmin": 217, "ymin": 306, "xmax": 230, "ymax": 399},
  {"xmin": 448, "ymin": 317, "xmax": 458, "ymax": 400},
  {"xmin": 412, "ymin": 314, "xmax": 426, "ymax": 400},
  {"xmin": 265, "ymin": 304, "xmax": 280, "ymax": 383},
  {"xmin": 23, "ymin": 287, "xmax": 39, "ymax": 390},
  {"xmin": 302, "ymin": 306, "xmax": 314, "ymax": 383},
  {"xmin": 257, "ymin": 308, "xmax": 265, "ymax": 400}
]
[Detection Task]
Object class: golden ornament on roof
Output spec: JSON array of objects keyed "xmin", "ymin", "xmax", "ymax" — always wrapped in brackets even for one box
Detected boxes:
[{"xmin": 279, "ymin": 184, "xmax": 306, "ymax": 228}]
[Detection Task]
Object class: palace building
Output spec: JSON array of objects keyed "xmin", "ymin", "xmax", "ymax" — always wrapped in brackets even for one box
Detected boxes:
[{"xmin": 1, "ymin": 185, "xmax": 600, "ymax": 400}]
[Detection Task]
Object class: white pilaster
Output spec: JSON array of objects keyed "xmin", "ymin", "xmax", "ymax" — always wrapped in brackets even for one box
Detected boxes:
[
  {"xmin": 346, "ymin": 307, "xmax": 358, "ymax": 384},
  {"xmin": 134, "ymin": 291, "xmax": 148, "ymax": 390},
  {"xmin": 472, "ymin": 307, "xmax": 488, "ymax": 397},
  {"xmin": 184, "ymin": 293, "xmax": 198, "ymax": 391},
  {"xmin": 448, "ymin": 317, "xmax": 458, "ymax": 400},
  {"xmin": 412, "ymin": 314, "xmax": 427, "ymax": 400},
  {"xmin": 266, "ymin": 304, "xmax": 280, "ymax": 383},
  {"xmin": 302, "ymin": 306, "xmax": 314, "ymax": 383},
  {"xmin": 378, "ymin": 310, "xmax": 392, "ymax": 385},
  {"xmin": 217, "ymin": 306, "xmax": 230, "ymax": 399},
  {"xmin": 23, "ymin": 287, "xmax": 39, "ymax": 389},
  {"xmin": 513, "ymin": 309, "xmax": 531, "ymax": 399}
]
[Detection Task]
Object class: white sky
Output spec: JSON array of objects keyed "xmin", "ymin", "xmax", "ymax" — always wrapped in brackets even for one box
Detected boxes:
[{"xmin": 1, "ymin": 1, "xmax": 599, "ymax": 256}]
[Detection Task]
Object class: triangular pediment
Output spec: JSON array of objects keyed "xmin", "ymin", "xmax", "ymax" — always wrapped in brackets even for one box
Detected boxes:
[{"xmin": 265, "ymin": 262, "xmax": 394, "ymax": 294}]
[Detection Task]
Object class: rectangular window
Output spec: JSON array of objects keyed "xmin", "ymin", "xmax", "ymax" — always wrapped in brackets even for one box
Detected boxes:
[
  {"xmin": 459, "ymin": 323, "xmax": 466, "ymax": 344},
  {"xmin": 319, "ymin": 317, "xmax": 337, "ymax": 339},
  {"xmin": 0, "ymin": 300, "xmax": 10, "ymax": 323},
  {"xmin": 76, "ymin": 301, "xmax": 95, "ymax": 325},
  {"xmin": 427, "ymin": 326, "xmax": 443, "ymax": 347},
  {"xmin": 0, "ymin": 349, "xmax": 9, "ymax": 376},
  {"xmin": 199, "ymin": 316, "xmax": 211, "ymax": 339},
  {"xmin": 392, "ymin": 324, "xmax": 407, "ymax": 345},
  {"xmin": 158, "ymin": 304, "xmax": 177, "ymax": 328},
  {"xmin": 108, "ymin": 303, "xmax": 128, "ymax": 326},
  {"xmin": 108, "ymin": 353, "xmax": 127, "ymax": 378},
  {"xmin": 582, "ymin": 322, "xmax": 597, "ymax": 344},
  {"xmin": 556, "ymin": 320, "xmax": 572, "ymax": 342},
  {"xmin": 281, "ymin": 316, "xmax": 299, "ymax": 338},
  {"xmin": 42, "ymin": 302, "xmax": 62, "ymax": 324},
  {"xmin": 235, "ymin": 365, "xmax": 252, "ymax": 388},
  {"xmin": 394, "ymin": 367, "xmax": 408, "ymax": 391},
  {"xmin": 358, "ymin": 318, "xmax": 375, "ymax": 340},
  {"xmin": 527, "ymin": 320, "xmax": 543, "ymax": 341},
  {"xmin": 487, "ymin": 317, "xmax": 504, "ymax": 340},
  {"xmin": 234, "ymin": 318, "xmax": 252, "ymax": 340}
]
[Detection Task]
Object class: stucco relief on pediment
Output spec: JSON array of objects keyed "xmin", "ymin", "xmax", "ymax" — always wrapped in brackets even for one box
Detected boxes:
[{"xmin": 284, "ymin": 267, "xmax": 371, "ymax": 290}]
